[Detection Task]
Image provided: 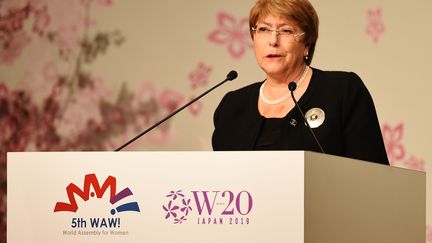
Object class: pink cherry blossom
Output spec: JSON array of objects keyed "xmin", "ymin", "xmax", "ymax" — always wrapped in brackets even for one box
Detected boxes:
[
  {"xmin": 0, "ymin": 2, "xmax": 30, "ymax": 42},
  {"xmin": 0, "ymin": 0, "xmax": 30, "ymax": 17},
  {"xmin": 17, "ymin": 61, "xmax": 63, "ymax": 106},
  {"xmin": 111, "ymin": 82, "xmax": 180, "ymax": 148},
  {"xmin": 0, "ymin": 30, "xmax": 31, "ymax": 65},
  {"xmin": 109, "ymin": 126, "xmax": 144, "ymax": 151},
  {"xmin": 189, "ymin": 62, "xmax": 212, "ymax": 90},
  {"xmin": 147, "ymin": 123, "xmax": 174, "ymax": 146},
  {"xmin": 133, "ymin": 81, "xmax": 157, "ymax": 106},
  {"xmin": 366, "ymin": 8, "xmax": 385, "ymax": 44},
  {"xmin": 403, "ymin": 155, "xmax": 425, "ymax": 172},
  {"xmin": 33, "ymin": 1, "xmax": 87, "ymax": 58},
  {"xmin": 158, "ymin": 89, "xmax": 185, "ymax": 113},
  {"xmin": 154, "ymin": 89, "xmax": 184, "ymax": 144},
  {"xmin": 382, "ymin": 123, "xmax": 405, "ymax": 165},
  {"xmin": 141, "ymin": 89, "xmax": 184, "ymax": 146},
  {"xmin": 56, "ymin": 77, "xmax": 112, "ymax": 139},
  {"xmin": 42, "ymin": 61, "xmax": 59, "ymax": 82},
  {"xmin": 32, "ymin": 4, "xmax": 50, "ymax": 36},
  {"xmin": 208, "ymin": 11, "xmax": 252, "ymax": 59},
  {"xmin": 188, "ymin": 96, "xmax": 203, "ymax": 117},
  {"xmin": 0, "ymin": 84, "xmax": 38, "ymax": 155},
  {"xmin": 132, "ymin": 81, "xmax": 158, "ymax": 128},
  {"xmin": 116, "ymin": 82, "xmax": 179, "ymax": 147}
]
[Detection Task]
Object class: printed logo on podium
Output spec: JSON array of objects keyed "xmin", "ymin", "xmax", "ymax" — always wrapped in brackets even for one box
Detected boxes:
[
  {"xmin": 54, "ymin": 173, "xmax": 140, "ymax": 214},
  {"xmin": 162, "ymin": 190, "xmax": 253, "ymax": 225},
  {"xmin": 54, "ymin": 173, "xmax": 140, "ymax": 237}
]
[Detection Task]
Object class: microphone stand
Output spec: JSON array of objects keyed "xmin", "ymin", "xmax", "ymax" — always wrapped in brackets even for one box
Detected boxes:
[
  {"xmin": 288, "ymin": 82, "xmax": 325, "ymax": 154},
  {"xmin": 115, "ymin": 71, "xmax": 238, "ymax": 151}
]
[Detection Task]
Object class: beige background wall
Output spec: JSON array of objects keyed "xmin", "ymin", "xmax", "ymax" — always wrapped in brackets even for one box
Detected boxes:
[{"xmin": 1, "ymin": 0, "xmax": 431, "ymax": 241}]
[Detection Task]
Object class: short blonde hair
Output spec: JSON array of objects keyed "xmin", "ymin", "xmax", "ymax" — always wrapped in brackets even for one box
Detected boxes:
[{"xmin": 249, "ymin": 0, "xmax": 319, "ymax": 65}]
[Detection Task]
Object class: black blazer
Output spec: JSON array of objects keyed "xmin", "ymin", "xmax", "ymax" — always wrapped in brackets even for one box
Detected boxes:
[{"xmin": 212, "ymin": 68, "xmax": 389, "ymax": 165}]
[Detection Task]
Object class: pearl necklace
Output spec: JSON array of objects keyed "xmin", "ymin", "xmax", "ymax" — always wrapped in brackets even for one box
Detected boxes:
[{"xmin": 259, "ymin": 65, "xmax": 309, "ymax": 105}]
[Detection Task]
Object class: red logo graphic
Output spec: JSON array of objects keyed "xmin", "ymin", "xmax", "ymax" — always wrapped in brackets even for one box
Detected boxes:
[{"xmin": 54, "ymin": 173, "xmax": 140, "ymax": 214}]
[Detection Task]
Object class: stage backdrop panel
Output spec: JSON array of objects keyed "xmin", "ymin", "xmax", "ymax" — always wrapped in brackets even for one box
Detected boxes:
[{"xmin": 1, "ymin": 0, "xmax": 431, "ymax": 241}]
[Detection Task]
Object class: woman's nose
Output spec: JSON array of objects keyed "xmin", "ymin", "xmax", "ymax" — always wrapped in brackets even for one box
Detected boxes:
[{"xmin": 268, "ymin": 31, "xmax": 279, "ymax": 47}]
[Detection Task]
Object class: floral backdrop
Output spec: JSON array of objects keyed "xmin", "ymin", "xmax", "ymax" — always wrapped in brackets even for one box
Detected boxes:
[{"xmin": 1, "ymin": 0, "xmax": 431, "ymax": 242}]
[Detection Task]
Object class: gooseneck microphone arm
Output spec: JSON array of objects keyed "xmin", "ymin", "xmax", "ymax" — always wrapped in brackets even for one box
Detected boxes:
[
  {"xmin": 288, "ymin": 82, "xmax": 325, "ymax": 154},
  {"xmin": 115, "ymin": 70, "xmax": 238, "ymax": 151}
]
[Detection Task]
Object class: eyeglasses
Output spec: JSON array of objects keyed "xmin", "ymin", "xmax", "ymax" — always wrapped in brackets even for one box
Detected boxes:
[{"xmin": 252, "ymin": 26, "xmax": 305, "ymax": 41}]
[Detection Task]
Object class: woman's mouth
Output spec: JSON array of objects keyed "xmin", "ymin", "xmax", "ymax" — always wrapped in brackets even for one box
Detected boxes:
[{"xmin": 266, "ymin": 54, "xmax": 284, "ymax": 60}]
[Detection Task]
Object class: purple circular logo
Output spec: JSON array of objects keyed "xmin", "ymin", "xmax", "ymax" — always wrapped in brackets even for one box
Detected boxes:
[{"xmin": 162, "ymin": 190, "xmax": 192, "ymax": 224}]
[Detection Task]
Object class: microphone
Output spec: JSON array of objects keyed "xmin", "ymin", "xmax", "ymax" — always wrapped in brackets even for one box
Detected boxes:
[
  {"xmin": 288, "ymin": 81, "xmax": 325, "ymax": 153},
  {"xmin": 115, "ymin": 70, "xmax": 238, "ymax": 151}
]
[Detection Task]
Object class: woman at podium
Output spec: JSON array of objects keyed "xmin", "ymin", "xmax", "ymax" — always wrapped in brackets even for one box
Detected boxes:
[{"xmin": 212, "ymin": 0, "xmax": 389, "ymax": 165}]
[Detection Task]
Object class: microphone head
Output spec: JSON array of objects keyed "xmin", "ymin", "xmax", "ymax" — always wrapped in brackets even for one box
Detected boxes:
[
  {"xmin": 288, "ymin": 81, "xmax": 297, "ymax": 91},
  {"xmin": 226, "ymin": 70, "xmax": 238, "ymax": 81}
]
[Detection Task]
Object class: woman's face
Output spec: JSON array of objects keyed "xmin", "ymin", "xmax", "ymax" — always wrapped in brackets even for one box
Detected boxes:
[{"xmin": 253, "ymin": 15, "xmax": 308, "ymax": 79}]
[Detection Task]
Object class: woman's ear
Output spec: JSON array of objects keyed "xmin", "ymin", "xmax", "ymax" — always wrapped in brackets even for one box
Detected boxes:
[{"xmin": 304, "ymin": 46, "xmax": 310, "ymax": 60}]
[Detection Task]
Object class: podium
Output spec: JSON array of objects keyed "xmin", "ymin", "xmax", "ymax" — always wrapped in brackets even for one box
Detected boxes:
[{"xmin": 8, "ymin": 151, "xmax": 425, "ymax": 243}]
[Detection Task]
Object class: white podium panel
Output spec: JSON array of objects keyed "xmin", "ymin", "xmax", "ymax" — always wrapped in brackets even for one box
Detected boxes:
[
  {"xmin": 8, "ymin": 151, "xmax": 425, "ymax": 242},
  {"xmin": 8, "ymin": 151, "xmax": 306, "ymax": 243}
]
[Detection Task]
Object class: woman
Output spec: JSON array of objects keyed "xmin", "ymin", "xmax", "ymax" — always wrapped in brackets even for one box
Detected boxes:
[{"xmin": 212, "ymin": 0, "xmax": 389, "ymax": 165}]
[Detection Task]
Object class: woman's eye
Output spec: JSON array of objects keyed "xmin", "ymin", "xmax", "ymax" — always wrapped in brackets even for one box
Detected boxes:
[
  {"xmin": 257, "ymin": 27, "xmax": 270, "ymax": 33},
  {"xmin": 280, "ymin": 29, "xmax": 294, "ymax": 34}
]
